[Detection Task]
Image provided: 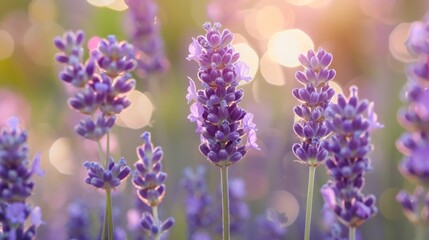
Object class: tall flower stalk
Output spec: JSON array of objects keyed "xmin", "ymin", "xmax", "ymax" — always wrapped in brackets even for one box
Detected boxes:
[
  {"xmin": 0, "ymin": 117, "xmax": 44, "ymax": 239},
  {"xmin": 186, "ymin": 22, "xmax": 259, "ymax": 240},
  {"xmin": 132, "ymin": 132, "xmax": 174, "ymax": 240},
  {"xmin": 291, "ymin": 48, "xmax": 336, "ymax": 240},
  {"xmin": 54, "ymin": 31, "xmax": 135, "ymax": 239},
  {"xmin": 396, "ymin": 13, "xmax": 429, "ymax": 240},
  {"xmin": 321, "ymin": 87, "xmax": 381, "ymax": 240}
]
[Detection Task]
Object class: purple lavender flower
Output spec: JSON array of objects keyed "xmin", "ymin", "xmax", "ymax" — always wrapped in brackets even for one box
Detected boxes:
[
  {"xmin": 66, "ymin": 200, "xmax": 92, "ymax": 240},
  {"xmin": 125, "ymin": 0, "xmax": 170, "ymax": 77},
  {"xmin": 292, "ymin": 48, "xmax": 336, "ymax": 167},
  {"xmin": 83, "ymin": 157, "xmax": 130, "ymax": 189},
  {"xmin": 0, "ymin": 117, "xmax": 44, "ymax": 239},
  {"xmin": 182, "ymin": 166, "xmax": 216, "ymax": 239},
  {"xmin": 132, "ymin": 131, "xmax": 174, "ymax": 239},
  {"xmin": 250, "ymin": 211, "xmax": 287, "ymax": 240},
  {"xmin": 321, "ymin": 86, "xmax": 380, "ymax": 228},
  {"xmin": 396, "ymin": 14, "xmax": 429, "ymax": 230},
  {"xmin": 54, "ymin": 30, "xmax": 136, "ymax": 141},
  {"xmin": 186, "ymin": 22, "xmax": 259, "ymax": 167}
]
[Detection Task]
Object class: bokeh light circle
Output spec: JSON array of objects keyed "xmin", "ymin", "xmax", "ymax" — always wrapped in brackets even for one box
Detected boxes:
[
  {"xmin": 49, "ymin": 137, "xmax": 75, "ymax": 175},
  {"xmin": 268, "ymin": 29, "xmax": 314, "ymax": 68},
  {"xmin": 0, "ymin": 30, "xmax": 15, "ymax": 60},
  {"xmin": 233, "ymin": 43, "xmax": 259, "ymax": 81},
  {"xmin": 389, "ymin": 23, "xmax": 415, "ymax": 63},
  {"xmin": 269, "ymin": 190, "xmax": 300, "ymax": 227},
  {"xmin": 117, "ymin": 90, "xmax": 154, "ymax": 129}
]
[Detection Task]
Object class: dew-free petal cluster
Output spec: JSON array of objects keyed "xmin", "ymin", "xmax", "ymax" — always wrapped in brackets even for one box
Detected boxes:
[
  {"xmin": 83, "ymin": 157, "xmax": 131, "ymax": 189},
  {"xmin": 292, "ymin": 48, "xmax": 336, "ymax": 167},
  {"xmin": 186, "ymin": 22, "xmax": 258, "ymax": 167},
  {"xmin": 321, "ymin": 87, "xmax": 380, "ymax": 228}
]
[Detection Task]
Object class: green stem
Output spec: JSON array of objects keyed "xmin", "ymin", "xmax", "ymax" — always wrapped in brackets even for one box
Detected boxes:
[
  {"xmin": 97, "ymin": 141, "xmax": 105, "ymax": 166},
  {"xmin": 220, "ymin": 166, "xmax": 230, "ymax": 240},
  {"xmin": 349, "ymin": 227, "xmax": 356, "ymax": 240},
  {"xmin": 101, "ymin": 188, "xmax": 113, "ymax": 240},
  {"xmin": 304, "ymin": 166, "xmax": 316, "ymax": 240},
  {"xmin": 415, "ymin": 224, "xmax": 426, "ymax": 240},
  {"xmin": 153, "ymin": 205, "xmax": 160, "ymax": 240},
  {"xmin": 106, "ymin": 132, "xmax": 110, "ymax": 166}
]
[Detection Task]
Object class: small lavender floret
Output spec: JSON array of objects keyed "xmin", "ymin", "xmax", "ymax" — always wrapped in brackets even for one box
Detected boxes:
[
  {"xmin": 93, "ymin": 35, "xmax": 137, "ymax": 77},
  {"xmin": 321, "ymin": 86, "xmax": 381, "ymax": 228},
  {"xmin": 292, "ymin": 48, "xmax": 336, "ymax": 167},
  {"xmin": 252, "ymin": 211, "xmax": 287, "ymax": 240},
  {"xmin": 74, "ymin": 115, "xmax": 116, "ymax": 141},
  {"xmin": 83, "ymin": 157, "xmax": 131, "ymax": 189},
  {"xmin": 66, "ymin": 200, "xmax": 92, "ymax": 240},
  {"xmin": 186, "ymin": 22, "xmax": 259, "ymax": 167},
  {"xmin": 132, "ymin": 131, "xmax": 174, "ymax": 239}
]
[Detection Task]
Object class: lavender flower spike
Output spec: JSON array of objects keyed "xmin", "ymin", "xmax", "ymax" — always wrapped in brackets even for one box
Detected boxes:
[
  {"xmin": 186, "ymin": 22, "xmax": 259, "ymax": 168},
  {"xmin": 292, "ymin": 48, "xmax": 336, "ymax": 167},
  {"xmin": 321, "ymin": 86, "xmax": 380, "ymax": 229},
  {"xmin": 132, "ymin": 131, "xmax": 174, "ymax": 239},
  {"xmin": 0, "ymin": 117, "xmax": 44, "ymax": 239},
  {"xmin": 83, "ymin": 157, "xmax": 131, "ymax": 189},
  {"xmin": 125, "ymin": 0, "xmax": 170, "ymax": 77},
  {"xmin": 396, "ymin": 14, "xmax": 429, "ymax": 237}
]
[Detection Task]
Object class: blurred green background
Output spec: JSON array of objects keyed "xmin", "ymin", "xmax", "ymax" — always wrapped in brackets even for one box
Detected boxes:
[{"xmin": 1, "ymin": 0, "xmax": 428, "ymax": 239}]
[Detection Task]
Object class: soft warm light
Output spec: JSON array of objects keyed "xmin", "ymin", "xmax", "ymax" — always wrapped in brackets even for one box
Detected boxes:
[
  {"xmin": 379, "ymin": 188, "xmax": 402, "ymax": 220},
  {"xmin": 256, "ymin": 5, "xmax": 285, "ymax": 39},
  {"xmin": 260, "ymin": 52, "xmax": 285, "ymax": 86},
  {"xmin": 329, "ymin": 81, "xmax": 344, "ymax": 104},
  {"xmin": 285, "ymin": 0, "xmax": 315, "ymax": 6},
  {"xmin": 233, "ymin": 43, "xmax": 259, "ymax": 81},
  {"xmin": 117, "ymin": 90, "xmax": 154, "ymax": 129},
  {"xmin": 0, "ymin": 30, "xmax": 14, "ymax": 60},
  {"xmin": 359, "ymin": 0, "xmax": 396, "ymax": 19},
  {"xmin": 269, "ymin": 190, "xmax": 299, "ymax": 227},
  {"xmin": 87, "ymin": 0, "xmax": 115, "ymax": 7},
  {"xmin": 28, "ymin": 0, "xmax": 58, "ymax": 23},
  {"xmin": 107, "ymin": 0, "xmax": 128, "ymax": 11},
  {"xmin": 49, "ymin": 138, "xmax": 75, "ymax": 175},
  {"xmin": 268, "ymin": 29, "xmax": 314, "ymax": 67},
  {"xmin": 389, "ymin": 23, "xmax": 415, "ymax": 63},
  {"xmin": 23, "ymin": 22, "xmax": 63, "ymax": 66}
]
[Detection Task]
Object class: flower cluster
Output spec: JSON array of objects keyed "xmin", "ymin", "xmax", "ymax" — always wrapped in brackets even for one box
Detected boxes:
[
  {"xmin": 132, "ymin": 132, "xmax": 174, "ymax": 239},
  {"xmin": 396, "ymin": 14, "xmax": 429, "ymax": 226},
  {"xmin": 83, "ymin": 157, "xmax": 131, "ymax": 189},
  {"xmin": 0, "ymin": 117, "xmax": 44, "ymax": 239},
  {"xmin": 125, "ymin": 0, "xmax": 170, "ymax": 77},
  {"xmin": 321, "ymin": 86, "xmax": 381, "ymax": 228},
  {"xmin": 186, "ymin": 22, "xmax": 258, "ymax": 167},
  {"xmin": 252, "ymin": 212, "xmax": 287, "ymax": 240},
  {"xmin": 182, "ymin": 166, "xmax": 216, "ymax": 239},
  {"xmin": 54, "ymin": 30, "xmax": 136, "ymax": 142},
  {"xmin": 292, "ymin": 48, "xmax": 336, "ymax": 167}
]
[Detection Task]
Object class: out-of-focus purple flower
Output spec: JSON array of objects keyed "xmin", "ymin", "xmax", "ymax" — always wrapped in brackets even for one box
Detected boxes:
[
  {"xmin": 83, "ymin": 157, "xmax": 131, "ymax": 189},
  {"xmin": 321, "ymin": 86, "xmax": 380, "ymax": 228},
  {"xmin": 292, "ymin": 48, "xmax": 336, "ymax": 167},
  {"xmin": 0, "ymin": 117, "xmax": 43, "ymax": 239},
  {"xmin": 132, "ymin": 132, "xmax": 174, "ymax": 239},
  {"xmin": 186, "ymin": 22, "xmax": 258, "ymax": 167},
  {"xmin": 182, "ymin": 166, "xmax": 216, "ymax": 239},
  {"xmin": 250, "ymin": 211, "xmax": 287, "ymax": 240},
  {"xmin": 66, "ymin": 200, "xmax": 92, "ymax": 240},
  {"xmin": 125, "ymin": 0, "xmax": 170, "ymax": 77},
  {"xmin": 406, "ymin": 15, "xmax": 429, "ymax": 55}
]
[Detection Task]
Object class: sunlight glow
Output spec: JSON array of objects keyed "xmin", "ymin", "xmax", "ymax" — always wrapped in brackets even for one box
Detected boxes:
[
  {"xmin": 285, "ymin": 0, "xmax": 315, "ymax": 6},
  {"xmin": 389, "ymin": 23, "xmax": 415, "ymax": 63},
  {"xmin": 107, "ymin": 0, "xmax": 128, "ymax": 11},
  {"xmin": 268, "ymin": 29, "xmax": 314, "ymax": 68},
  {"xmin": 256, "ymin": 5, "xmax": 285, "ymax": 39},
  {"xmin": 28, "ymin": 0, "xmax": 58, "ymax": 23},
  {"xmin": 260, "ymin": 52, "xmax": 285, "ymax": 86},
  {"xmin": 269, "ymin": 190, "xmax": 299, "ymax": 227},
  {"xmin": 0, "ymin": 30, "xmax": 14, "ymax": 60},
  {"xmin": 49, "ymin": 138, "xmax": 75, "ymax": 175},
  {"xmin": 117, "ymin": 90, "xmax": 154, "ymax": 129},
  {"xmin": 87, "ymin": 0, "xmax": 115, "ymax": 7},
  {"xmin": 233, "ymin": 43, "xmax": 259, "ymax": 81}
]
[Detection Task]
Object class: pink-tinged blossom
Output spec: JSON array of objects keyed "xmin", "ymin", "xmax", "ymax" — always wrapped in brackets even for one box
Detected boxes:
[{"xmin": 186, "ymin": 22, "xmax": 258, "ymax": 167}]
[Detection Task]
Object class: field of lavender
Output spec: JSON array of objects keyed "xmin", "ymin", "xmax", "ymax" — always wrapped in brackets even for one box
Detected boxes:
[{"xmin": 1, "ymin": 0, "xmax": 429, "ymax": 239}]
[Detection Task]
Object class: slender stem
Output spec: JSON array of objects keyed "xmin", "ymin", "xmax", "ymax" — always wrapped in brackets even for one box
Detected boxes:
[
  {"xmin": 97, "ymin": 141, "xmax": 105, "ymax": 166},
  {"xmin": 153, "ymin": 205, "xmax": 161, "ymax": 240},
  {"xmin": 106, "ymin": 132, "xmax": 110, "ymax": 166},
  {"xmin": 220, "ymin": 166, "xmax": 230, "ymax": 240},
  {"xmin": 304, "ymin": 166, "xmax": 316, "ymax": 240},
  {"xmin": 415, "ymin": 224, "xmax": 426, "ymax": 240},
  {"xmin": 349, "ymin": 227, "xmax": 356, "ymax": 240},
  {"xmin": 105, "ymin": 188, "xmax": 113, "ymax": 240}
]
